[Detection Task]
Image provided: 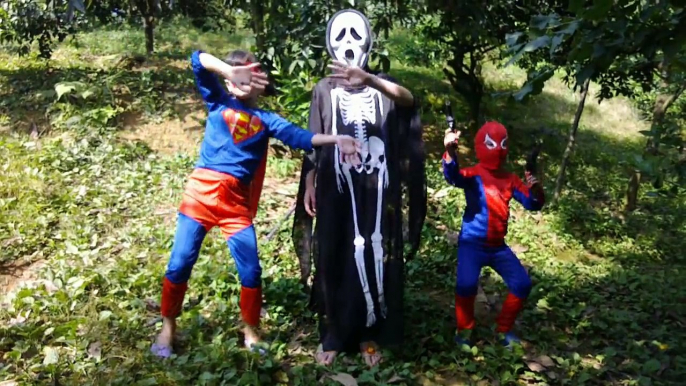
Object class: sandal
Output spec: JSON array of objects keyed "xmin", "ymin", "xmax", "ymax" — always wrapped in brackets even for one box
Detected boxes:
[
  {"xmin": 245, "ymin": 340, "xmax": 268, "ymax": 356},
  {"xmin": 150, "ymin": 343, "xmax": 173, "ymax": 359},
  {"xmin": 360, "ymin": 342, "xmax": 382, "ymax": 367}
]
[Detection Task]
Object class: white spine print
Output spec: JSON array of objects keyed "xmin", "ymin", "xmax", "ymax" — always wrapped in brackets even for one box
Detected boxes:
[{"xmin": 330, "ymin": 86, "xmax": 388, "ymax": 326}]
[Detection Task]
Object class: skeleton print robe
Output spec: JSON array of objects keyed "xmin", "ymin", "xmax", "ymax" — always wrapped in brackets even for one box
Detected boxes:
[{"xmin": 292, "ymin": 75, "xmax": 427, "ymax": 352}]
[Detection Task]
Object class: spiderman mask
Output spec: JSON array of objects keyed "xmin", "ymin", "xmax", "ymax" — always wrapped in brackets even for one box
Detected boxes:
[{"xmin": 475, "ymin": 121, "xmax": 508, "ymax": 170}]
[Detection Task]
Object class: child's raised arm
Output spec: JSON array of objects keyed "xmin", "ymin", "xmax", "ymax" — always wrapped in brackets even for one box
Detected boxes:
[
  {"xmin": 442, "ymin": 130, "xmax": 470, "ymax": 188},
  {"xmin": 328, "ymin": 60, "xmax": 414, "ymax": 107},
  {"xmin": 263, "ymin": 113, "xmax": 361, "ymax": 166},
  {"xmin": 190, "ymin": 51, "xmax": 268, "ymax": 110},
  {"xmin": 512, "ymin": 173, "xmax": 545, "ymax": 211}
]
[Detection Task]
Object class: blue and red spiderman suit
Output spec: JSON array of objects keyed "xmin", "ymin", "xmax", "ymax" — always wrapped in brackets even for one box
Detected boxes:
[
  {"xmin": 160, "ymin": 51, "xmax": 314, "ymax": 327},
  {"xmin": 442, "ymin": 122, "xmax": 545, "ymax": 336}
]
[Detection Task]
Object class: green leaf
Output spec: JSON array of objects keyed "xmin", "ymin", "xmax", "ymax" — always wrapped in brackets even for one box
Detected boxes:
[
  {"xmin": 505, "ymin": 32, "xmax": 523, "ymax": 48},
  {"xmin": 99, "ymin": 310, "xmax": 112, "ymax": 321},
  {"xmin": 513, "ymin": 83, "xmax": 534, "ymax": 101},
  {"xmin": 531, "ymin": 15, "xmax": 555, "ymax": 30},
  {"xmin": 558, "ymin": 20, "xmax": 580, "ymax": 36},
  {"xmin": 592, "ymin": 43, "xmax": 607, "ymax": 59},
  {"xmin": 642, "ymin": 359, "xmax": 662, "ymax": 373},
  {"xmin": 55, "ymin": 82, "xmax": 81, "ymax": 100},
  {"xmin": 550, "ymin": 34, "xmax": 564, "ymax": 55},
  {"xmin": 80, "ymin": 88, "xmax": 97, "ymax": 100},
  {"xmin": 575, "ymin": 65, "xmax": 595, "ymax": 86},
  {"xmin": 135, "ymin": 378, "xmax": 158, "ymax": 386},
  {"xmin": 524, "ymin": 36, "xmax": 551, "ymax": 53},
  {"xmin": 43, "ymin": 346, "xmax": 59, "ymax": 365}
]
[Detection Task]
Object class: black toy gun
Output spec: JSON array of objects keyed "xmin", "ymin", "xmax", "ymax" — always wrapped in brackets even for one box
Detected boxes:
[
  {"xmin": 444, "ymin": 100, "xmax": 456, "ymax": 133},
  {"xmin": 525, "ymin": 138, "xmax": 543, "ymax": 175}
]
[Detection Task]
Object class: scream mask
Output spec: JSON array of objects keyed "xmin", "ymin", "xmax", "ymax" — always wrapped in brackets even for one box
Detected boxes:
[
  {"xmin": 326, "ymin": 9, "xmax": 373, "ymax": 68},
  {"xmin": 475, "ymin": 121, "xmax": 508, "ymax": 170}
]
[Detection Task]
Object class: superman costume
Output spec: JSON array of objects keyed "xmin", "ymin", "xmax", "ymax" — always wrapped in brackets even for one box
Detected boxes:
[
  {"xmin": 160, "ymin": 51, "xmax": 315, "ymax": 328},
  {"xmin": 442, "ymin": 122, "xmax": 544, "ymax": 344}
]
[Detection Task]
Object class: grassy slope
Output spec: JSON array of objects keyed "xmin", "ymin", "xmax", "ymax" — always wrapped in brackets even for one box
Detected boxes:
[{"xmin": 1, "ymin": 19, "xmax": 685, "ymax": 385}]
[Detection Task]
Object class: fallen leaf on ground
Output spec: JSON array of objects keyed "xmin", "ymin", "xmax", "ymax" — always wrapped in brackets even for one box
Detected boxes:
[
  {"xmin": 88, "ymin": 341, "xmax": 102, "ymax": 360},
  {"xmin": 328, "ymin": 372, "xmax": 358, "ymax": 386},
  {"xmin": 526, "ymin": 361, "xmax": 546, "ymax": 372},
  {"xmin": 534, "ymin": 355, "xmax": 555, "ymax": 367}
]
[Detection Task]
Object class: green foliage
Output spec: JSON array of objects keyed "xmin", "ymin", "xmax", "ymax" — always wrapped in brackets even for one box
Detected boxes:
[
  {"xmin": 505, "ymin": 0, "xmax": 686, "ymax": 205},
  {"xmin": 418, "ymin": 0, "xmax": 552, "ymax": 127},
  {"xmin": 506, "ymin": 0, "xmax": 686, "ymax": 101},
  {"xmin": 0, "ymin": 0, "xmax": 85, "ymax": 58},
  {"xmin": 387, "ymin": 26, "xmax": 447, "ymax": 69},
  {"xmin": 164, "ymin": 0, "xmax": 235, "ymax": 31}
]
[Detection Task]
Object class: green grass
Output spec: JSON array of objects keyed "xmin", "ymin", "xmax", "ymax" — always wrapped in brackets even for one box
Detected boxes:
[{"xmin": 1, "ymin": 18, "xmax": 685, "ymax": 385}]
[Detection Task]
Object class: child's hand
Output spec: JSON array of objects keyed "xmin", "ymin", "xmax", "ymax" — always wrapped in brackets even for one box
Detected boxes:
[
  {"xmin": 304, "ymin": 184, "xmax": 316, "ymax": 217},
  {"xmin": 336, "ymin": 135, "xmax": 362, "ymax": 166},
  {"xmin": 223, "ymin": 63, "xmax": 270, "ymax": 97},
  {"xmin": 328, "ymin": 60, "xmax": 371, "ymax": 87},
  {"xmin": 444, "ymin": 129, "xmax": 460, "ymax": 161},
  {"xmin": 525, "ymin": 171, "xmax": 539, "ymax": 186}
]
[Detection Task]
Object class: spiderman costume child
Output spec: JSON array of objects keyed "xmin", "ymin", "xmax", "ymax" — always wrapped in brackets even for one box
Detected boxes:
[
  {"xmin": 151, "ymin": 50, "xmax": 360, "ymax": 358},
  {"xmin": 442, "ymin": 122, "xmax": 544, "ymax": 347}
]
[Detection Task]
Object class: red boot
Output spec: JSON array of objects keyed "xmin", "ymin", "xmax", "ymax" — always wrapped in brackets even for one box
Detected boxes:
[
  {"xmin": 240, "ymin": 286, "xmax": 263, "ymax": 327},
  {"xmin": 495, "ymin": 293, "xmax": 525, "ymax": 333},
  {"xmin": 455, "ymin": 294, "xmax": 476, "ymax": 346},
  {"xmin": 455, "ymin": 294, "xmax": 476, "ymax": 330},
  {"xmin": 160, "ymin": 277, "xmax": 188, "ymax": 318}
]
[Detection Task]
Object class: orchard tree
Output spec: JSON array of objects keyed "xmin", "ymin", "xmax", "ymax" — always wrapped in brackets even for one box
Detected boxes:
[
  {"xmin": 0, "ymin": 0, "xmax": 228, "ymax": 58},
  {"xmin": 506, "ymin": 0, "xmax": 686, "ymax": 204},
  {"xmin": 416, "ymin": 1, "xmax": 573, "ymax": 131},
  {"xmin": 0, "ymin": 0, "xmax": 86, "ymax": 58}
]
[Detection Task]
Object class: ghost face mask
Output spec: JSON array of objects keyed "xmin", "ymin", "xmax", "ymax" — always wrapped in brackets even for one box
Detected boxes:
[
  {"xmin": 326, "ymin": 9, "xmax": 373, "ymax": 68},
  {"xmin": 475, "ymin": 122, "xmax": 509, "ymax": 170}
]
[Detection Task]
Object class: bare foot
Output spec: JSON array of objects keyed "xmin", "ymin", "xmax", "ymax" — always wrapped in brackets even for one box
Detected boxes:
[
  {"xmin": 315, "ymin": 344, "xmax": 337, "ymax": 366},
  {"xmin": 151, "ymin": 317, "xmax": 176, "ymax": 358},
  {"xmin": 243, "ymin": 324, "xmax": 261, "ymax": 347},
  {"xmin": 360, "ymin": 341, "xmax": 382, "ymax": 367},
  {"xmin": 243, "ymin": 324, "xmax": 269, "ymax": 355}
]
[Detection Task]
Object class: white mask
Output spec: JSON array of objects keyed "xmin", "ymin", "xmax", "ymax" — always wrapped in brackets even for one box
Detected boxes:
[{"xmin": 326, "ymin": 9, "xmax": 373, "ymax": 68}]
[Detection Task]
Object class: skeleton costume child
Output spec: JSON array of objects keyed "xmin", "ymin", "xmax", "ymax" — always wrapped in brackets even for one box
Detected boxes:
[{"xmin": 292, "ymin": 9, "xmax": 427, "ymax": 354}]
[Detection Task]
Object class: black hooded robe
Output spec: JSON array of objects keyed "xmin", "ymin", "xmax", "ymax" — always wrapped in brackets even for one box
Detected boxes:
[{"xmin": 292, "ymin": 75, "xmax": 426, "ymax": 353}]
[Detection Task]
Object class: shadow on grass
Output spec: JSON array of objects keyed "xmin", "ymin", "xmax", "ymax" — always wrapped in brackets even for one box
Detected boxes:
[
  {"xmin": 402, "ymin": 246, "xmax": 686, "ymax": 384},
  {"xmin": 0, "ymin": 58, "xmax": 202, "ymax": 134}
]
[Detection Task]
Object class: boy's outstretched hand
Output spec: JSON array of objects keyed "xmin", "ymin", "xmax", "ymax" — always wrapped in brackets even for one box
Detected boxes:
[
  {"xmin": 337, "ymin": 135, "xmax": 362, "ymax": 167},
  {"xmin": 525, "ymin": 171, "xmax": 539, "ymax": 187},
  {"xmin": 328, "ymin": 60, "xmax": 371, "ymax": 87},
  {"xmin": 444, "ymin": 129, "xmax": 461, "ymax": 162},
  {"xmin": 224, "ymin": 62, "xmax": 270, "ymax": 97}
]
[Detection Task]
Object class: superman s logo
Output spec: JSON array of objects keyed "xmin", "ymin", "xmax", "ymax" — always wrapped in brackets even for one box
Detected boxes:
[{"xmin": 222, "ymin": 109, "xmax": 264, "ymax": 143}]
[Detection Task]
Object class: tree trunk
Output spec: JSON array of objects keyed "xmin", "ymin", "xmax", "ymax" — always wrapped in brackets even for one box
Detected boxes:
[
  {"xmin": 135, "ymin": 0, "xmax": 156, "ymax": 56},
  {"xmin": 552, "ymin": 78, "xmax": 590, "ymax": 202},
  {"xmin": 625, "ymin": 82, "xmax": 684, "ymax": 211},
  {"xmin": 250, "ymin": 1, "xmax": 266, "ymax": 54},
  {"xmin": 143, "ymin": 15, "xmax": 155, "ymax": 56}
]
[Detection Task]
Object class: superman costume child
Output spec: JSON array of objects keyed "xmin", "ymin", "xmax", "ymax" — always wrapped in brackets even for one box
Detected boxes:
[
  {"xmin": 151, "ymin": 50, "xmax": 358, "ymax": 358},
  {"xmin": 442, "ymin": 121, "xmax": 545, "ymax": 346}
]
